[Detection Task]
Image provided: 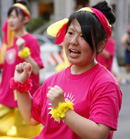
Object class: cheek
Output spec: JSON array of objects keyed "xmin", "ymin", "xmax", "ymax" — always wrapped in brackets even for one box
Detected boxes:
[
  {"xmin": 64, "ymin": 43, "xmax": 69, "ymax": 56},
  {"xmin": 81, "ymin": 44, "xmax": 94, "ymax": 57},
  {"xmin": 15, "ymin": 19, "xmax": 21, "ymax": 24},
  {"xmin": 81, "ymin": 41, "xmax": 92, "ymax": 52},
  {"xmin": 64, "ymin": 36, "xmax": 69, "ymax": 47},
  {"xmin": 64, "ymin": 35, "xmax": 69, "ymax": 43}
]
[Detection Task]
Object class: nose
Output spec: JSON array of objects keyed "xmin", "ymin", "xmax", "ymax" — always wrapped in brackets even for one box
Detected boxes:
[{"xmin": 70, "ymin": 35, "xmax": 78, "ymax": 45}]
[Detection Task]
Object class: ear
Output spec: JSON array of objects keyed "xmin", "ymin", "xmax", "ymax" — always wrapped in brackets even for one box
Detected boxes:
[
  {"xmin": 97, "ymin": 39, "xmax": 107, "ymax": 53},
  {"xmin": 23, "ymin": 16, "xmax": 29, "ymax": 24}
]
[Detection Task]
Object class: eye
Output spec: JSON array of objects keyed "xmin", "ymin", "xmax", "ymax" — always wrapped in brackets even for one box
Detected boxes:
[{"xmin": 67, "ymin": 31, "xmax": 73, "ymax": 35}]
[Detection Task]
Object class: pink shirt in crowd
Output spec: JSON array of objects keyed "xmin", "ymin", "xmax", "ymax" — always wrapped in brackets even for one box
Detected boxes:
[
  {"xmin": 96, "ymin": 38, "xmax": 116, "ymax": 71},
  {"xmin": 0, "ymin": 33, "xmax": 44, "ymax": 107},
  {"xmin": 31, "ymin": 63, "xmax": 122, "ymax": 139}
]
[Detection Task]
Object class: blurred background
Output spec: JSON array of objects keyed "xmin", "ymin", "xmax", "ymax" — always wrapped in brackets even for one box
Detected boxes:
[
  {"xmin": 0, "ymin": 0, "xmax": 129, "ymax": 64},
  {"xmin": 0, "ymin": 0, "xmax": 130, "ymax": 138}
]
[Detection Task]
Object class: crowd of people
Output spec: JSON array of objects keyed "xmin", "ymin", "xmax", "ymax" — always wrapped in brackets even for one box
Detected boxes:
[{"xmin": 0, "ymin": 0, "xmax": 125, "ymax": 139}]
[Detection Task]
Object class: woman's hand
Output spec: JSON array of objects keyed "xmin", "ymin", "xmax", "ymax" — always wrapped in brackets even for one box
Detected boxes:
[
  {"xmin": 14, "ymin": 62, "xmax": 32, "ymax": 84},
  {"xmin": 47, "ymin": 85, "xmax": 65, "ymax": 108},
  {"xmin": 16, "ymin": 38, "xmax": 25, "ymax": 51}
]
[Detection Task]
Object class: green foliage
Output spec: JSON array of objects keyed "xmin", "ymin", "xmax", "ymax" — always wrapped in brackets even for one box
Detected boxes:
[{"xmin": 26, "ymin": 16, "xmax": 47, "ymax": 33}]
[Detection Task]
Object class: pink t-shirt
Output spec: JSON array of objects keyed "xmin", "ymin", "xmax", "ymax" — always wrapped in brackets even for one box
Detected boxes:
[
  {"xmin": 31, "ymin": 63, "xmax": 122, "ymax": 139},
  {"xmin": 96, "ymin": 38, "xmax": 115, "ymax": 71},
  {"xmin": 0, "ymin": 33, "xmax": 44, "ymax": 107}
]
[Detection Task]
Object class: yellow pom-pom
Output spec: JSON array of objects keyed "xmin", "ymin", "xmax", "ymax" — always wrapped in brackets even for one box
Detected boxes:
[
  {"xmin": 18, "ymin": 47, "xmax": 31, "ymax": 59},
  {"xmin": 50, "ymin": 100, "xmax": 73, "ymax": 122}
]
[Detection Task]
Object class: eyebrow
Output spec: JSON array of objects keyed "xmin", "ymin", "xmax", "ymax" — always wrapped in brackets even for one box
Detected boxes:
[
  {"xmin": 68, "ymin": 27, "xmax": 82, "ymax": 35},
  {"xmin": 69, "ymin": 26, "xmax": 82, "ymax": 32}
]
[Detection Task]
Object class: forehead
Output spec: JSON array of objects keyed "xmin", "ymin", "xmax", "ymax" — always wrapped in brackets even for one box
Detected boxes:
[
  {"xmin": 10, "ymin": 10, "xmax": 17, "ymax": 15},
  {"xmin": 9, "ymin": 8, "xmax": 21, "ymax": 17},
  {"xmin": 68, "ymin": 19, "xmax": 81, "ymax": 32}
]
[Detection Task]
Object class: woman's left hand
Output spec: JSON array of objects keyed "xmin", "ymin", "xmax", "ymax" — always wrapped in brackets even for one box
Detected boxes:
[{"xmin": 47, "ymin": 85, "xmax": 65, "ymax": 108}]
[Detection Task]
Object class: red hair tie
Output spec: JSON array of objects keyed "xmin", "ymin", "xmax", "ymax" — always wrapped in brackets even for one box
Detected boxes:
[{"xmin": 90, "ymin": 8, "xmax": 111, "ymax": 38}]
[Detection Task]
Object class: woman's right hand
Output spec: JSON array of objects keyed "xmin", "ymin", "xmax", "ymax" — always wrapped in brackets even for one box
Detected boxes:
[
  {"xmin": 14, "ymin": 62, "xmax": 32, "ymax": 84},
  {"xmin": 16, "ymin": 38, "xmax": 25, "ymax": 51}
]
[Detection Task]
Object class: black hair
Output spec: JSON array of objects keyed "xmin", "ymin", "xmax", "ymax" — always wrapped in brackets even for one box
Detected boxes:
[
  {"xmin": 92, "ymin": 0, "xmax": 116, "ymax": 24},
  {"xmin": 7, "ymin": 0, "xmax": 31, "ymax": 20},
  {"xmin": 66, "ymin": 0, "xmax": 116, "ymax": 54}
]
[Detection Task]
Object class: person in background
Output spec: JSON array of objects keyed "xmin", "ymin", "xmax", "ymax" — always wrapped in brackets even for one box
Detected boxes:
[
  {"xmin": 10, "ymin": 1, "xmax": 122, "ymax": 139},
  {"xmin": 121, "ymin": 24, "xmax": 130, "ymax": 73},
  {"xmin": 96, "ymin": 37, "xmax": 116, "ymax": 72},
  {"xmin": 0, "ymin": 0, "xmax": 43, "ymax": 138},
  {"xmin": 96, "ymin": 35, "xmax": 127, "ymax": 84}
]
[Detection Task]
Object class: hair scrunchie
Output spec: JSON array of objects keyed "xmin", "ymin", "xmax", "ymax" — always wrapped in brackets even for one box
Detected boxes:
[
  {"xmin": 49, "ymin": 100, "xmax": 74, "ymax": 122},
  {"xmin": 18, "ymin": 47, "xmax": 31, "ymax": 59},
  {"xmin": 10, "ymin": 78, "xmax": 32, "ymax": 93}
]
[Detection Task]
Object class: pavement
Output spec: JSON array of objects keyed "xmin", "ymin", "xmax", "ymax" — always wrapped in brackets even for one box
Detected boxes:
[
  {"xmin": 118, "ymin": 66, "xmax": 130, "ymax": 83},
  {"xmin": 113, "ymin": 82, "xmax": 130, "ymax": 139},
  {"xmin": 110, "ymin": 66, "xmax": 130, "ymax": 139}
]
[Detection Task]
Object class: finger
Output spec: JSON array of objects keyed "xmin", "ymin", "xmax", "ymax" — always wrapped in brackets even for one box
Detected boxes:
[
  {"xmin": 15, "ymin": 64, "xmax": 19, "ymax": 71},
  {"xmin": 24, "ymin": 63, "xmax": 32, "ymax": 72},
  {"xmin": 54, "ymin": 85, "xmax": 63, "ymax": 92},
  {"xmin": 23, "ymin": 62, "xmax": 27, "ymax": 66},
  {"xmin": 54, "ymin": 85, "xmax": 61, "ymax": 89},
  {"xmin": 48, "ymin": 89, "xmax": 54, "ymax": 95},
  {"xmin": 28, "ymin": 64, "xmax": 32, "ymax": 73},
  {"xmin": 48, "ymin": 86, "xmax": 52, "ymax": 90},
  {"xmin": 16, "ymin": 63, "xmax": 23, "ymax": 72},
  {"xmin": 47, "ymin": 92, "xmax": 53, "ymax": 99}
]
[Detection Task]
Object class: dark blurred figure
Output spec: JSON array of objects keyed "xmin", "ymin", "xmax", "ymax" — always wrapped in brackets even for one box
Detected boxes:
[{"xmin": 121, "ymin": 25, "xmax": 130, "ymax": 73}]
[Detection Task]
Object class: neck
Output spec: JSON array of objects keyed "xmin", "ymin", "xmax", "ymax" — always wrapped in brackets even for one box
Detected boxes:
[
  {"xmin": 15, "ymin": 28, "xmax": 27, "ymax": 38},
  {"xmin": 71, "ymin": 59, "xmax": 97, "ymax": 74}
]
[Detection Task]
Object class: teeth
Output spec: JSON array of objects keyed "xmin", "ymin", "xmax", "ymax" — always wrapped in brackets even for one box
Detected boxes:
[{"xmin": 70, "ymin": 49, "xmax": 78, "ymax": 52}]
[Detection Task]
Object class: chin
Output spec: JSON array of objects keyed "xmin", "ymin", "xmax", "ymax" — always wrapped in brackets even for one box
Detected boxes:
[
  {"xmin": 68, "ymin": 60, "xmax": 80, "ymax": 65},
  {"xmin": 10, "ymin": 27, "xmax": 15, "ymax": 31}
]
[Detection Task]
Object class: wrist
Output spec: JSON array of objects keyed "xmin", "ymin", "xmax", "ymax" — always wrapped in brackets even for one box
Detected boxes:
[
  {"xmin": 49, "ymin": 100, "xmax": 74, "ymax": 122},
  {"xmin": 18, "ymin": 47, "xmax": 31, "ymax": 59},
  {"xmin": 10, "ymin": 78, "xmax": 32, "ymax": 93}
]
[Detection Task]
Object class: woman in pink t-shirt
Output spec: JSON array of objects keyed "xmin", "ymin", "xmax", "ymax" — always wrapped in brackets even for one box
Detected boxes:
[
  {"xmin": 96, "ymin": 38, "xmax": 116, "ymax": 71},
  {"xmin": 0, "ymin": 0, "xmax": 43, "ymax": 137},
  {"xmin": 12, "ymin": 1, "xmax": 122, "ymax": 139}
]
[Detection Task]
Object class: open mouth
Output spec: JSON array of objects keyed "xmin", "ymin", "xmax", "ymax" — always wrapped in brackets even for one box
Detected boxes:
[{"xmin": 69, "ymin": 49, "xmax": 81, "ymax": 54}]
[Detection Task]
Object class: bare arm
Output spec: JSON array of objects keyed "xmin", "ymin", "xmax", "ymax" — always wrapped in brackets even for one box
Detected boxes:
[
  {"xmin": 121, "ymin": 33, "xmax": 130, "ymax": 51},
  {"xmin": 63, "ymin": 110, "xmax": 110, "ymax": 139},
  {"xmin": 16, "ymin": 91, "xmax": 39, "ymax": 126},
  {"xmin": 16, "ymin": 38, "xmax": 41, "ymax": 75},
  {"xmin": 14, "ymin": 62, "xmax": 39, "ymax": 126},
  {"xmin": 102, "ymin": 49, "xmax": 111, "ymax": 59},
  {"xmin": 47, "ymin": 86, "xmax": 110, "ymax": 139},
  {"xmin": 24, "ymin": 56, "xmax": 41, "ymax": 75}
]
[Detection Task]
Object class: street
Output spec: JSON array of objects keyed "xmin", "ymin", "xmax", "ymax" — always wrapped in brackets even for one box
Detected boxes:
[{"xmin": 113, "ymin": 83, "xmax": 130, "ymax": 139}]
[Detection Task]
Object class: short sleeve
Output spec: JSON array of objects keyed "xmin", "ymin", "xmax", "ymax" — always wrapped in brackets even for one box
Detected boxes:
[
  {"xmin": 31, "ymin": 81, "xmax": 47, "ymax": 123},
  {"xmin": 89, "ymin": 82, "xmax": 122, "ymax": 130}
]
